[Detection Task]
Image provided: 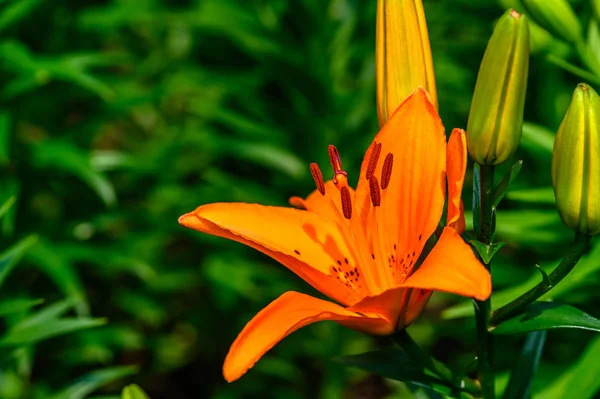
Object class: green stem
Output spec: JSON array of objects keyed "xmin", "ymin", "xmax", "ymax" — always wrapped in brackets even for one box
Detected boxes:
[
  {"xmin": 490, "ymin": 233, "xmax": 591, "ymax": 326},
  {"xmin": 473, "ymin": 164, "xmax": 495, "ymax": 399},
  {"xmin": 392, "ymin": 330, "xmax": 481, "ymax": 396}
]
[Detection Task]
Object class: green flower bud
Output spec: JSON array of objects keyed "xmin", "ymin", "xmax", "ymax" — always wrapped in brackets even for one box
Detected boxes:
[
  {"xmin": 467, "ymin": 9, "xmax": 530, "ymax": 166},
  {"xmin": 522, "ymin": 0, "xmax": 582, "ymax": 44},
  {"xmin": 552, "ymin": 83, "xmax": 600, "ymax": 236},
  {"xmin": 594, "ymin": 0, "xmax": 600, "ymax": 23}
]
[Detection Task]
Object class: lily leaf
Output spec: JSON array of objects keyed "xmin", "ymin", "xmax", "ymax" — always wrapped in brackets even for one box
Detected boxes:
[
  {"xmin": 470, "ymin": 240, "xmax": 505, "ymax": 265},
  {"xmin": 26, "ymin": 240, "xmax": 89, "ymax": 316},
  {"xmin": 0, "ymin": 299, "xmax": 105, "ymax": 346},
  {"xmin": 491, "ymin": 302, "xmax": 600, "ymax": 335},
  {"xmin": 0, "ymin": 298, "xmax": 43, "ymax": 317},
  {"xmin": 336, "ymin": 349, "xmax": 467, "ymax": 398},
  {"xmin": 535, "ymin": 336, "xmax": 600, "ymax": 399},
  {"xmin": 48, "ymin": 366, "xmax": 138, "ymax": 399},
  {"xmin": 506, "ymin": 186, "xmax": 555, "ymax": 204},
  {"xmin": 0, "ymin": 234, "xmax": 39, "ymax": 290},
  {"xmin": 122, "ymin": 384, "xmax": 150, "ymax": 399},
  {"xmin": 30, "ymin": 140, "xmax": 116, "ymax": 207},
  {"xmin": 502, "ymin": 331, "xmax": 546, "ymax": 399},
  {"xmin": 493, "ymin": 160, "xmax": 523, "ymax": 207}
]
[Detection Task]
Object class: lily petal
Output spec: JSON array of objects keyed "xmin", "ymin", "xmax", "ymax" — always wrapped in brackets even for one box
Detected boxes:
[
  {"xmin": 356, "ymin": 88, "xmax": 447, "ymax": 286},
  {"xmin": 223, "ymin": 291, "xmax": 390, "ymax": 382},
  {"xmin": 447, "ymin": 128, "xmax": 467, "ymax": 232},
  {"xmin": 179, "ymin": 203, "xmax": 366, "ymax": 305},
  {"xmin": 401, "ymin": 227, "xmax": 491, "ymax": 300}
]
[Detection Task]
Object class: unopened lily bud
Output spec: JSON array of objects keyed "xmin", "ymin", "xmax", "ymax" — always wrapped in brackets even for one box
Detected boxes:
[
  {"xmin": 522, "ymin": 0, "xmax": 582, "ymax": 44},
  {"xmin": 594, "ymin": 0, "xmax": 600, "ymax": 22},
  {"xmin": 467, "ymin": 9, "xmax": 530, "ymax": 166},
  {"xmin": 552, "ymin": 83, "xmax": 600, "ymax": 236},
  {"xmin": 376, "ymin": 0, "xmax": 437, "ymax": 126}
]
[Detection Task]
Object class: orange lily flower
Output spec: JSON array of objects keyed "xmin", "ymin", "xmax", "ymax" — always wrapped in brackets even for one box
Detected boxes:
[{"xmin": 179, "ymin": 89, "xmax": 491, "ymax": 382}]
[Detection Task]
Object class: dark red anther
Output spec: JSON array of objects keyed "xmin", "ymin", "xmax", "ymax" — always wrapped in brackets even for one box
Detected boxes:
[
  {"xmin": 366, "ymin": 142, "xmax": 382, "ymax": 180},
  {"xmin": 309, "ymin": 163, "xmax": 326, "ymax": 195},
  {"xmin": 381, "ymin": 153, "xmax": 394, "ymax": 190},
  {"xmin": 340, "ymin": 186, "xmax": 352, "ymax": 219},
  {"xmin": 328, "ymin": 145, "xmax": 343, "ymax": 173},
  {"xmin": 369, "ymin": 176, "xmax": 381, "ymax": 207}
]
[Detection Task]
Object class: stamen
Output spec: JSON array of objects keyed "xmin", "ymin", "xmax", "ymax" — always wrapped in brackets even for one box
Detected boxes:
[
  {"xmin": 309, "ymin": 163, "xmax": 326, "ymax": 195},
  {"xmin": 381, "ymin": 153, "xmax": 394, "ymax": 190},
  {"xmin": 369, "ymin": 176, "xmax": 381, "ymax": 207},
  {"xmin": 340, "ymin": 186, "xmax": 352, "ymax": 219},
  {"xmin": 328, "ymin": 144, "xmax": 348, "ymax": 185},
  {"xmin": 366, "ymin": 142, "xmax": 382, "ymax": 180},
  {"xmin": 328, "ymin": 145, "xmax": 343, "ymax": 173}
]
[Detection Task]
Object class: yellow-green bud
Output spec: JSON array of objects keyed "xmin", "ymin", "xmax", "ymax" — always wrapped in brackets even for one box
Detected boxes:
[
  {"xmin": 594, "ymin": 0, "xmax": 600, "ymax": 23},
  {"xmin": 376, "ymin": 0, "xmax": 437, "ymax": 126},
  {"xmin": 552, "ymin": 83, "xmax": 600, "ymax": 236},
  {"xmin": 467, "ymin": 9, "xmax": 530, "ymax": 166},
  {"xmin": 522, "ymin": 0, "xmax": 582, "ymax": 44}
]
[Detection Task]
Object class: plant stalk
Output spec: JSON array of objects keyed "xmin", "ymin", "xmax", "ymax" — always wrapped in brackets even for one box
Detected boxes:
[
  {"xmin": 473, "ymin": 164, "xmax": 495, "ymax": 399},
  {"xmin": 490, "ymin": 232, "xmax": 591, "ymax": 326},
  {"xmin": 392, "ymin": 330, "xmax": 481, "ymax": 396}
]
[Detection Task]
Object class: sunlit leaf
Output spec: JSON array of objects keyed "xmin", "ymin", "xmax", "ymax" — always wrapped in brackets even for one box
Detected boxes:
[
  {"xmin": 0, "ymin": 111, "xmax": 10, "ymax": 165},
  {"xmin": 506, "ymin": 186, "xmax": 555, "ymax": 204},
  {"xmin": 0, "ymin": 298, "xmax": 43, "ymax": 316},
  {"xmin": 492, "ymin": 302, "xmax": 600, "ymax": 335},
  {"xmin": 26, "ymin": 240, "xmax": 89, "ymax": 316},
  {"xmin": 535, "ymin": 336, "xmax": 600, "ymax": 399},
  {"xmin": 121, "ymin": 384, "xmax": 150, "ymax": 399},
  {"xmin": 520, "ymin": 122, "xmax": 554, "ymax": 156},
  {"xmin": 0, "ymin": 0, "xmax": 41, "ymax": 33},
  {"xmin": 48, "ymin": 366, "xmax": 138, "ymax": 399},
  {"xmin": 0, "ymin": 299, "xmax": 105, "ymax": 346},
  {"xmin": 30, "ymin": 140, "xmax": 116, "ymax": 207},
  {"xmin": 502, "ymin": 331, "xmax": 546, "ymax": 398},
  {"xmin": 336, "ymin": 350, "xmax": 467, "ymax": 398},
  {"xmin": 0, "ymin": 234, "xmax": 39, "ymax": 290},
  {"xmin": 493, "ymin": 160, "xmax": 523, "ymax": 207}
]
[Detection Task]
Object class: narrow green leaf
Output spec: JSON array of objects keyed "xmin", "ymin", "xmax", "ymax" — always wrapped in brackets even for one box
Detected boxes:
[
  {"xmin": 0, "ymin": 0, "xmax": 41, "ymax": 33},
  {"xmin": 48, "ymin": 366, "xmax": 138, "ymax": 399},
  {"xmin": 122, "ymin": 384, "xmax": 150, "ymax": 399},
  {"xmin": 536, "ymin": 336, "xmax": 600, "ymax": 399},
  {"xmin": 30, "ymin": 140, "xmax": 116, "ymax": 207},
  {"xmin": 0, "ymin": 234, "xmax": 39, "ymax": 290},
  {"xmin": 520, "ymin": 122, "xmax": 554, "ymax": 155},
  {"xmin": 493, "ymin": 160, "xmax": 523, "ymax": 207},
  {"xmin": 470, "ymin": 240, "xmax": 505, "ymax": 265},
  {"xmin": 0, "ymin": 318, "xmax": 106, "ymax": 346},
  {"xmin": 0, "ymin": 111, "xmax": 10, "ymax": 165},
  {"xmin": 491, "ymin": 302, "xmax": 600, "ymax": 335},
  {"xmin": 336, "ymin": 350, "xmax": 465, "ymax": 398},
  {"xmin": 506, "ymin": 187, "xmax": 555, "ymax": 204},
  {"xmin": 502, "ymin": 331, "xmax": 546, "ymax": 399},
  {"xmin": 0, "ymin": 195, "xmax": 16, "ymax": 219},
  {"xmin": 0, "ymin": 298, "xmax": 43, "ymax": 316},
  {"xmin": 26, "ymin": 240, "xmax": 89, "ymax": 316},
  {"xmin": 10, "ymin": 299, "xmax": 74, "ymax": 330}
]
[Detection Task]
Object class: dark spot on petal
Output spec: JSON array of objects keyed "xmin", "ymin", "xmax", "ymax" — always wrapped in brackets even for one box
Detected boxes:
[{"xmin": 294, "ymin": 250, "xmax": 301, "ymax": 255}]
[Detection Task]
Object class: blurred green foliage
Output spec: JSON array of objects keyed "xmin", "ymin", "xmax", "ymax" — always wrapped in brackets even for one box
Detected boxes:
[{"xmin": 0, "ymin": 0, "xmax": 599, "ymax": 398}]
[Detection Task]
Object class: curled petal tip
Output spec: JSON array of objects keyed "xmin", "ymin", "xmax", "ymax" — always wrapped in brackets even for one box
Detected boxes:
[{"xmin": 178, "ymin": 212, "xmax": 195, "ymax": 227}]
